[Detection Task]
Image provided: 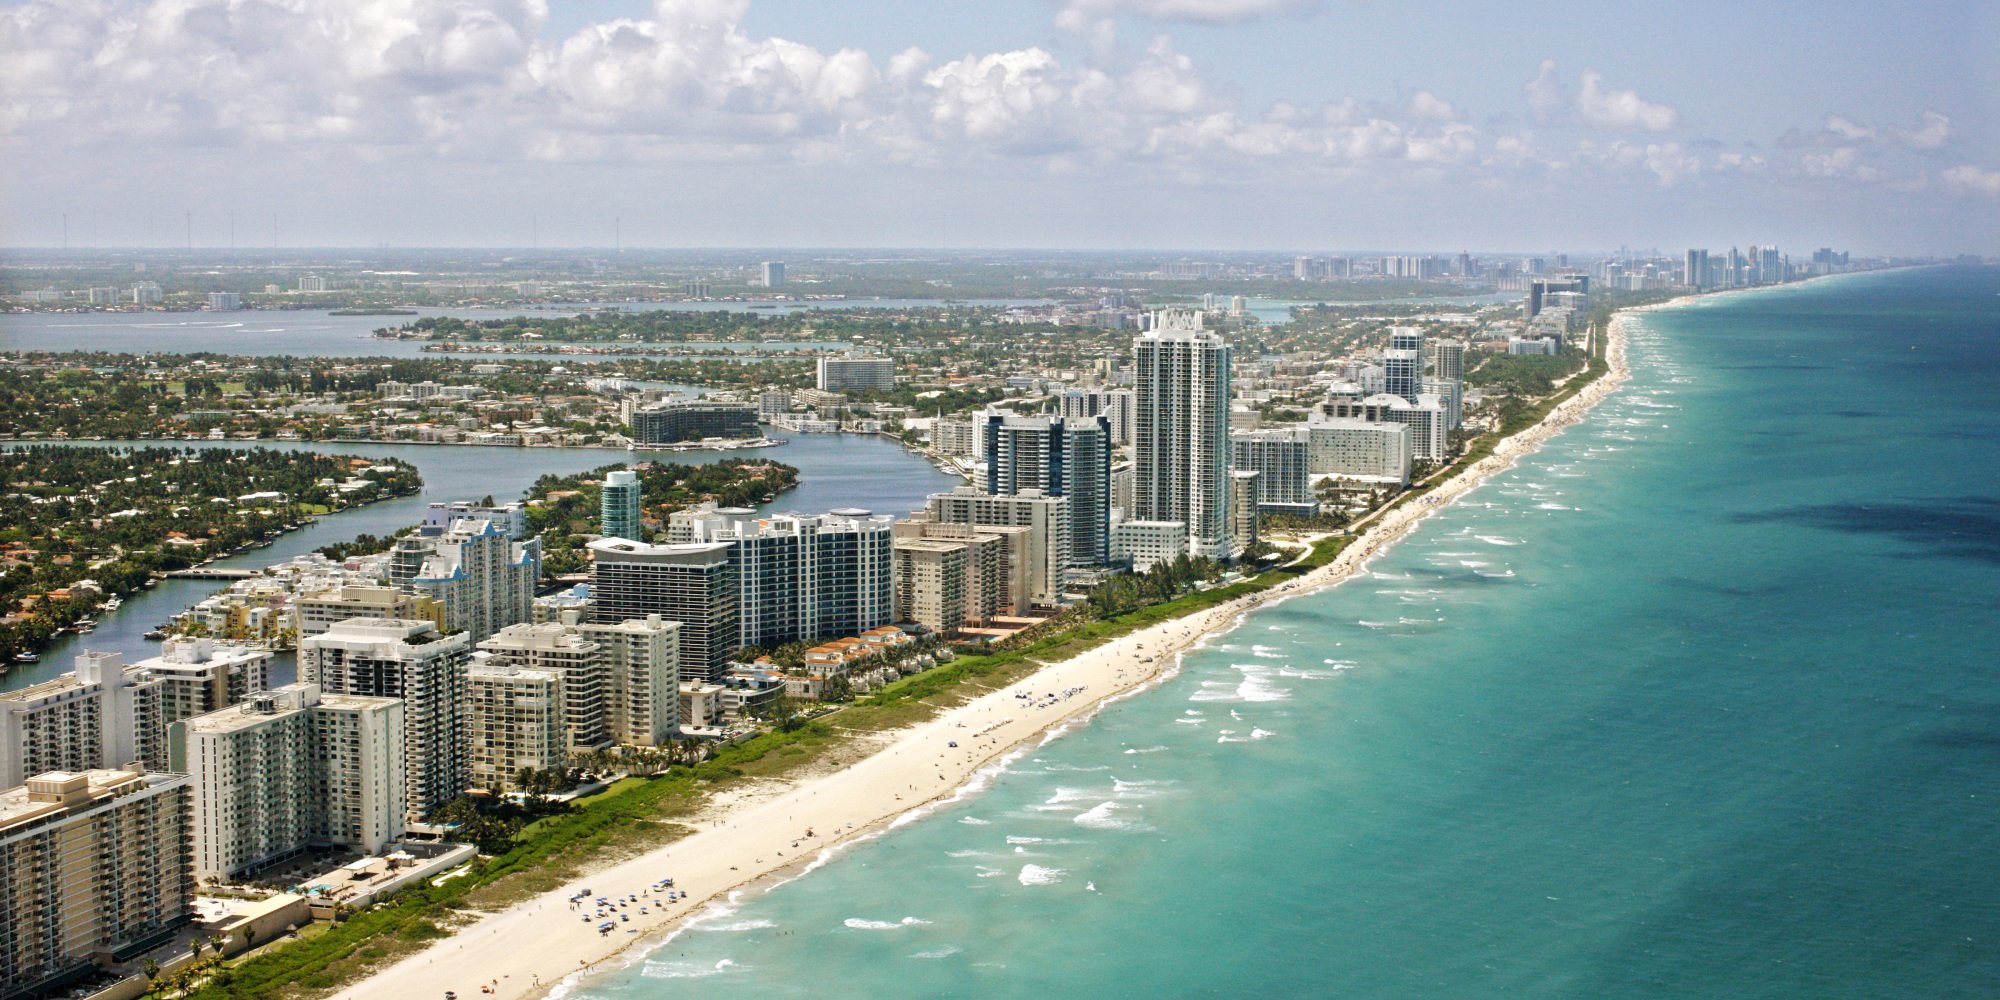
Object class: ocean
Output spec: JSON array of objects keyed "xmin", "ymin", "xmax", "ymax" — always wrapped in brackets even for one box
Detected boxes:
[{"xmin": 572, "ymin": 265, "xmax": 2000, "ymax": 999}]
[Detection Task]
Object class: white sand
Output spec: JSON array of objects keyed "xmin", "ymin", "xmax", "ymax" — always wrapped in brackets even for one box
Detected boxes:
[{"xmin": 335, "ymin": 319, "xmax": 1632, "ymax": 1000}]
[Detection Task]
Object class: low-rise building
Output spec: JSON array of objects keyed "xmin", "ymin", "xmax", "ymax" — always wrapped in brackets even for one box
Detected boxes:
[{"xmin": 1111, "ymin": 520, "xmax": 1188, "ymax": 572}]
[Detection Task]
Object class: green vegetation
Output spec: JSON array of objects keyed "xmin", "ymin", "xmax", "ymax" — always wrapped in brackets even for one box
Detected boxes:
[
  {"xmin": 0, "ymin": 446, "xmax": 418, "ymax": 662},
  {"xmin": 523, "ymin": 458, "xmax": 801, "ymax": 574},
  {"xmin": 314, "ymin": 529, "xmax": 416, "ymax": 562},
  {"xmin": 0, "ymin": 353, "xmax": 807, "ymax": 442}
]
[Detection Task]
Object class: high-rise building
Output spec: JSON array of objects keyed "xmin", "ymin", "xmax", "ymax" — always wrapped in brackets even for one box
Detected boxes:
[
  {"xmin": 890, "ymin": 538, "xmax": 968, "ymax": 635},
  {"xmin": 1383, "ymin": 349, "xmax": 1422, "ymax": 402},
  {"xmin": 601, "ymin": 469, "xmax": 642, "ymax": 541},
  {"xmin": 477, "ymin": 623, "xmax": 609, "ymax": 752},
  {"xmin": 666, "ymin": 506, "xmax": 897, "ymax": 650},
  {"xmin": 579, "ymin": 615, "xmax": 680, "ymax": 746},
  {"xmin": 1230, "ymin": 470, "xmax": 1261, "ymax": 549},
  {"xmin": 931, "ymin": 414, "xmax": 982, "ymax": 457},
  {"xmin": 0, "ymin": 640, "xmax": 272, "ymax": 785},
  {"xmin": 1306, "ymin": 415, "xmax": 1411, "ymax": 486},
  {"xmin": 1133, "ymin": 310, "xmax": 1235, "ymax": 560},
  {"xmin": 1055, "ymin": 388, "xmax": 1135, "ymax": 445},
  {"xmin": 1229, "ymin": 428, "xmax": 1317, "ymax": 515},
  {"xmin": 1388, "ymin": 327, "xmax": 1426, "ymax": 353},
  {"xmin": 1110, "ymin": 521, "xmax": 1188, "ymax": 572},
  {"xmin": 206, "ymin": 291, "xmax": 241, "ymax": 311},
  {"xmin": 1430, "ymin": 340, "xmax": 1466, "ymax": 383},
  {"xmin": 760, "ymin": 261, "xmax": 786, "ymax": 287},
  {"xmin": 1684, "ymin": 249, "xmax": 1710, "ymax": 290},
  {"xmin": 982, "ymin": 412, "xmax": 1112, "ymax": 568},
  {"xmin": 758, "ymin": 387, "xmax": 793, "ymax": 421},
  {"xmin": 169, "ymin": 683, "xmax": 405, "ymax": 880},
  {"xmin": 389, "ymin": 518, "xmax": 540, "ymax": 644},
  {"xmin": 924, "ymin": 486, "xmax": 1069, "ymax": 605},
  {"xmin": 466, "ymin": 662, "xmax": 567, "ymax": 792},
  {"xmin": 1423, "ymin": 377, "xmax": 1464, "ymax": 430},
  {"xmin": 1527, "ymin": 275, "xmax": 1589, "ymax": 317},
  {"xmin": 587, "ymin": 539, "xmax": 737, "ymax": 682},
  {"xmin": 300, "ymin": 619, "xmax": 471, "ymax": 822},
  {"xmin": 1390, "ymin": 395, "xmax": 1451, "ymax": 462},
  {"xmin": 894, "ymin": 520, "xmax": 1030, "ymax": 625},
  {"xmin": 815, "ymin": 352, "xmax": 896, "ymax": 392},
  {"xmin": 420, "ymin": 500, "xmax": 528, "ymax": 540},
  {"xmin": 0, "ymin": 769, "xmax": 195, "ymax": 998},
  {"xmin": 1759, "ymin": 246, "xmax": 1782, "ymax": 285}
]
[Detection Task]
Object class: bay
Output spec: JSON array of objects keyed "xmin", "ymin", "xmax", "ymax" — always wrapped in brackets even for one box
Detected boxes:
[{"xmin": 0, "ymin": 298, "xmax": 1046, "ymax": 359}]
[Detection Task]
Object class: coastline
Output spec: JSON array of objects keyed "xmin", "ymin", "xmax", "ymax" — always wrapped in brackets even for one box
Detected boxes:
[{"xmin": 333, "ymin": 313, "xmax": 1635, "ymax": 1000}]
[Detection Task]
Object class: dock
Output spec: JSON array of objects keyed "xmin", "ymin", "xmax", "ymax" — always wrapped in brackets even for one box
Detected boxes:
[{"xmin": 163, "ymin": 568, "xmax": 264, "ymax": 580}]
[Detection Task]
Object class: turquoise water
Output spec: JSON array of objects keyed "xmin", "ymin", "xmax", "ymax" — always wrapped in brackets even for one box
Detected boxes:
[{"xmin": 576, "ymin": 266, "xmax": 2000, "ymax": 999}]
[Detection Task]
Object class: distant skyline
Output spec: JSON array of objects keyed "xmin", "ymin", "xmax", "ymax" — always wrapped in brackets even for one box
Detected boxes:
[{"xmin": 3, "ymin": 0, "xmax": 1997, "ymax": 253}]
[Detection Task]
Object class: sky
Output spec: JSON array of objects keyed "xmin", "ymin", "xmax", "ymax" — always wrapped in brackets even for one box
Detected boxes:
[{"xmin": 3, "ymin": 0, "xmax": 1997, "ymax": 253}]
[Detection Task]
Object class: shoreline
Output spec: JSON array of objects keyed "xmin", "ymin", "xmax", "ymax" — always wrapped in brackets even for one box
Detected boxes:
[{"xmin": 333, "ymin": 313, "xmax": 1635, "ymax": 1000}]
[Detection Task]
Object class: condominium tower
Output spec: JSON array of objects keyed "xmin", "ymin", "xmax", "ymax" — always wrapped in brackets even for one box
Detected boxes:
[
  {"xmin": 389, "ymin": 517, "xmax": 540, "ymax": 644},
  {"xmin": 0, "ymin": 769, "xmax": 195, "ymax": 998},
  {"xmin": 982, "ymin": 412, "xmax": 1112, "ymax": 569},
  {"xmin": 588, "ymin": 539, "xmax": 737, "ymax": 682},
  {"xmin": 169, "ymin": 683, "xmax": 405, "ymax": 880},
  {"xmin": 300, "ymin": 619, "xmax": 471, "ymax": 822},
  {"xmin": 601, "ymin": 469, "xmax": 642, "ymax": 541},
  {"xmin": 1133, "ymin": 310, "xmax": 1235, "ymax": 559}
]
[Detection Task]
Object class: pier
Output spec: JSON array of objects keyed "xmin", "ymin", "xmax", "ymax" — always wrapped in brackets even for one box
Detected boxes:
[{"xmin": 163, "ymin": 568, "xmax": 264, "ymax": 580}]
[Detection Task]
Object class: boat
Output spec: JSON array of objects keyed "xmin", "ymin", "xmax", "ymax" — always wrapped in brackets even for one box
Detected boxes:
[
  {"xmin": 144, "ymin": 629, "xmax": 168, "ymax": 641},
  {"xmin": 12, "ymin": 651, "xmax": 37, "ymax": 663}
]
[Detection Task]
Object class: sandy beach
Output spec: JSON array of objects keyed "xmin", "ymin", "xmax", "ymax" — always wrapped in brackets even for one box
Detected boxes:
[{"xmin": 335, "ymin": 317, "xmax": 1633, "ymax": 1000}]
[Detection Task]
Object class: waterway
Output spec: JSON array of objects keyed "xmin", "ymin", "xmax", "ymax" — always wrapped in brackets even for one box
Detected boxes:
[
  {"xmin": 0, "ymin": 298, "xmax": 1047, "ymax": 359},
  {"xmin": 1, "ymin": 433, "xmax": 957, "ymax": 692},
  {"xmin": 576, "ymin": 265, "xmax": 2000, "ymax": 998}
]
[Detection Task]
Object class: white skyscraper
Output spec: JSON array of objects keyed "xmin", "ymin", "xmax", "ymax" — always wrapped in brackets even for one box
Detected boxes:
[
  {"xmin": 301, "ymin": 619, "xmax": 471, "ymax": 823},
  {"xmin": 170, "ymin": 683, "xmax": 405, "ymax": 880},
  {"xmin": 1133, "ymin": 310, "xmax": 1235, "ymax": 559},
  {"xmin": 389, "ymin": 517, "xmax": 541, "ymax": 644}
]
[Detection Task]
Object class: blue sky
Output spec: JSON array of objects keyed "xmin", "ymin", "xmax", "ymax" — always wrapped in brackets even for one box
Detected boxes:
[{"xmin": 3, "ymin": 0, "xmax": 1995, "ymax": 253}]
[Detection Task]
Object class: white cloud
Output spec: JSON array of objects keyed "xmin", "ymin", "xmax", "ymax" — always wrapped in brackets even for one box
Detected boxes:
[
  {"xmin": 1889, "ymin": 110, "xmax": 1952, "ymax": 150},
  {"xmin": 1056, "ymin": 0, "xmax": 1323, "ymax": 25},
  {"xmin": 1824, "ymin": 115, "xmax": 1874, "ymax": 141},
  {"xmin": 1575, "ymin": 70, "xmax": 1678, "ymax": 132},
  {"xmin": 1941, "ymin": 164, "xmax": 2000, "ymax": 197},
  {"xmin": 0, "ymin": 0, "xmax": 1966, "ymax": 237},
  {"xmin": 1408, "ymin": 90, "xmax": 1456, "ymax": 122},
  {"xmin": 1524, "ymin": 59, "xmax": 1566, "ymax": 123}
]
